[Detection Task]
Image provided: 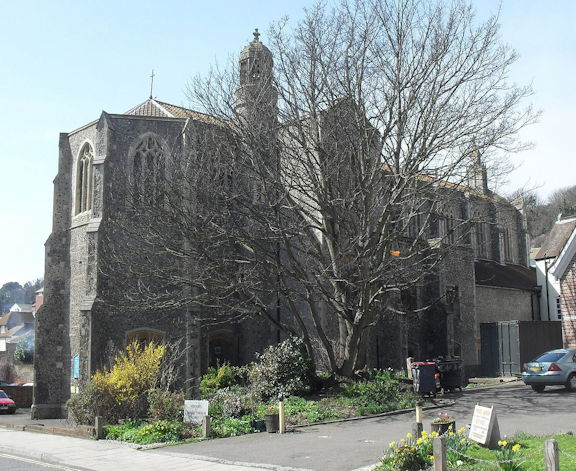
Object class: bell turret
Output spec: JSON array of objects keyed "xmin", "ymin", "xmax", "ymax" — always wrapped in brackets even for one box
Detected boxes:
[{"xmin": 236, "ymin": 29, "xmax": 278, "ymax": 122}]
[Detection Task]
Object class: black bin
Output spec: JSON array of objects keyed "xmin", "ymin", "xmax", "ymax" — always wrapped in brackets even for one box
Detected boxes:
[
  {"xmin": 411, "ymin": 361, "xmax": 437, "ymax": 396},
  {"xmin": 436, "ymin": 357, "xmax": 463, "ymax": 392}
]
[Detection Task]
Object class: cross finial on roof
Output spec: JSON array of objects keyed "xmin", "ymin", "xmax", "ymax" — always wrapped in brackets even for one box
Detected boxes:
[
  {"xmin": 253, "ymin": 28, "xmax": 260, "ymax": 42},
  {"xmin": 149, "ymin": 69, "xmax": 155, "ymax": 99}
]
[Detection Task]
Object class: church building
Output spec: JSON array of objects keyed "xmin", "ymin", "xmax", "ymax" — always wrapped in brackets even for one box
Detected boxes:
[{"xmin": 33, "ymin": 32, "xmax": 536, "ymax": 419}]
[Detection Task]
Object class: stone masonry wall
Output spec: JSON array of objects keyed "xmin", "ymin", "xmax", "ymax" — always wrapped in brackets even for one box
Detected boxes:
[{"xmin": 33, "ymin": 133, "xmax": 74, "ymax": 419}]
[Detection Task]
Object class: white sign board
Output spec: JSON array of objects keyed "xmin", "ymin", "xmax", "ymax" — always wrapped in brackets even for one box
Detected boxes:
[
  {"xmin": 469, "ymin": 404, "xmax": 500, "ymax": 448},
  {"xmin": 184, "ymin": 400, "xmax": 209, "ymax": 424}
]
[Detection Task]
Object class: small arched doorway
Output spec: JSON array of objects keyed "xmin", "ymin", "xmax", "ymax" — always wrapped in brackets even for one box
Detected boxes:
[{"xmin": 207, "ymin": 329, "xmax": 237, "ymax": 367}]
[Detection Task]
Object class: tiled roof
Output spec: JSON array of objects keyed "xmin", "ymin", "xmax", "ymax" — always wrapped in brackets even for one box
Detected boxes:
[
  {"xmin": 535, "ymin": 217, "xmax": 576, "ymax": 260},
  {"xmin": 475, "ymin": 260, "xmax": 536, "ymax": 291},
  {"xmin": 0, "ymin": 311, "xmax": 35, "ymax": 327},
  {"xmin": 0, "ymin": 324, "xmax": 25, "ymax": 338},
  {"xmin": 124, "ymin": 99, "xmax": 224, "ymax": 125}
]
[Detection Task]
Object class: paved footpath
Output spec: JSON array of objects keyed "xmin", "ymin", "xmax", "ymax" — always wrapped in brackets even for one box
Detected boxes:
[{"xmin": 0, "ymin": 428, "xmax": 288, "ymax": 471}]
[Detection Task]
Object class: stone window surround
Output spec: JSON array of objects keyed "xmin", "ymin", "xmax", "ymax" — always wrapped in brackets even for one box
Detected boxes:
[{"xmin": 74, "ymin": 142, "xmax": 95, "ymax": 216}]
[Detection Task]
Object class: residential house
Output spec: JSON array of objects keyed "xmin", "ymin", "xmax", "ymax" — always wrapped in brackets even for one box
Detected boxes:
[
  {"xmin": 534, "ymin": 216, "xmax": 576, "ymax": 321},
  {"xmin": 549, "ymin": 220, "xmax": 576, "ymax": 348}
]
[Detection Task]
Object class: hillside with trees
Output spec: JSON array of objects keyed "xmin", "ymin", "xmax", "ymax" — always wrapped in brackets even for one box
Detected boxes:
[
  {"xmin": 525, "ymin": 185, "xmax": 576, "ymax": 246},
  {"xmin": 0, "ymin": 279, "xmax": 43, "ymax": 314}
]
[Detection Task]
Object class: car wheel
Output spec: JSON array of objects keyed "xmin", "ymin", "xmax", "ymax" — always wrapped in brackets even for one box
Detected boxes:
[
  {"xmin": 566, "ymin": 374, "xmax": 576, "ymax": 392},
  {"xmin": 531, "ymin": 384, "xmax": 545, "ymax": 393}
]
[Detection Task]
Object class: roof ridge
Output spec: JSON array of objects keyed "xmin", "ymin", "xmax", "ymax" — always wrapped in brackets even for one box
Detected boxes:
[{"xmin": 149, "ymin": 99, "xmax": 175, "ymax": 118}]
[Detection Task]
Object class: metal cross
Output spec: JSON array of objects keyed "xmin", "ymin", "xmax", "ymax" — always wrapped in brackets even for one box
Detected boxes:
[{"xmin": 149, "ymin": 69, "xmax": 155, "ymax": 99}]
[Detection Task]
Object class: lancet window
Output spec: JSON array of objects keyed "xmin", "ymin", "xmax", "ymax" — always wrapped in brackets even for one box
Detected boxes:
[
  {"xmin": 133, "ymin": 135, "xmax": 165, "ymax": 204},
  {"xmin": 75, "ymin": 143, "xmax": 94, "ymax": 215}
]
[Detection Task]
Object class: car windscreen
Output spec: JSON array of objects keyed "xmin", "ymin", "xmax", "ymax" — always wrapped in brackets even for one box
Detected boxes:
[
  {"xmin": 533, "ymin": 352, "xmax": 566, "ymax": 363},
  {"xmin": 0, "ymin": 391, "xmax": 7, "ymax": 398}
]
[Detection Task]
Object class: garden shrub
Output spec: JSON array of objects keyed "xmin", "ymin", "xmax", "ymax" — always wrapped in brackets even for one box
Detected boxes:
[
  {"xmin": 66, "ymin": 383, "xmax": 114, "ymax": 426},
  {"xmin": 209, "ymin": 386, "xmax": 257, "ymax": 418},
  {"xmin": 148, "ymin": 389, "xmax": 184, "ymax": 421},
  {"xmin": 199, "ymin": 363, "xmax": 237, "ymax": 397},
  {"xmin": 67, "ymin": 341, "xmax": 166, "ymax": 424},
  {"xmin": 248, "ymin": 337, "xmax": 313, "ymax": 401},
  {"xmin": 14, "ymin": 334, "xmax": 34, "ymax": 363}
]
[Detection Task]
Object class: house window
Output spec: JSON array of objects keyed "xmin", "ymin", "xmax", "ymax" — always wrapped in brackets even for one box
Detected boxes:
[
  {"xmin": 556, "ymin": 297, "xmax": 562, "ymax": 320},
  {"xmin": 75, "ymin": 143, "xmax": 94, "ymax": 215}
]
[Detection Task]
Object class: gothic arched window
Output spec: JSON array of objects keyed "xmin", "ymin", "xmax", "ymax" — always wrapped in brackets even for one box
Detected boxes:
[
  {"xmin": 75, "ymin": 143, "xmax": 94, "ymax": 215},
  {"xmin": 133, "ymin": 135, "xmax": 165, "ymax": 204}
]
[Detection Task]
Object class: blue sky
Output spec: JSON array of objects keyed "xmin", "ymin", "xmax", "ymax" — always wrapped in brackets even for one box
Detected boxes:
[{"xmin": 0, "ymin": 0, "xmax": 574, "ymax": 287}]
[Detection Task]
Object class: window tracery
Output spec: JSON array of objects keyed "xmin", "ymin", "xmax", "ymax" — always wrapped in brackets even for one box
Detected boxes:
[
  {"xmin": 75, "ymin": 143, "xmax": 94, "ymax": 215},
  {"xmin": 133, "ymin": 135, "xmax": 165, "ymax": 204}
]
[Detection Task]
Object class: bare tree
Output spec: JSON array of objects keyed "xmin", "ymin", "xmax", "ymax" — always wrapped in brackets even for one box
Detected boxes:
[{"xmin": 105, "ymin": 0, "xmax": 535, "ymax": 377}]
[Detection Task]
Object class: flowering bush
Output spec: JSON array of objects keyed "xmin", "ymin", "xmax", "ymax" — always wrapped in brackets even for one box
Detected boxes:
[
  {"xmin": 379, "ymin": 426, "xmax": 471, "ymax": 470},
  {"xmin": 248, "ymin": 337, "xmax": 313, "ymax": 401},
  {"xmin": 68, "ymin": 342, "xmax": 167, "ymax": 424}
]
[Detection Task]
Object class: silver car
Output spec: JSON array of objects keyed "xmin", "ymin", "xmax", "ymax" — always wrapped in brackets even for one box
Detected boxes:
[{"xmin": 522, "ymin": 349, "xmax": 576, "ymax": 393}]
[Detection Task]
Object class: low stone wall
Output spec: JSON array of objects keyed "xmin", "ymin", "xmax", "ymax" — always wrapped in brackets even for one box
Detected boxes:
[{"xmin": 1, "ymin": 386, "xmax": 33, "ymax": 408}]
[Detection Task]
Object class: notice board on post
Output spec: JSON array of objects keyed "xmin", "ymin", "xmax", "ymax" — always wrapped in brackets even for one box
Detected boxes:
[
  {"xmin": 469, "ymin": 404, "xmax": 500, "ymax": 448},
  {"xmin": 184, "ymin": 400, "xmax": 209, "ymax": 424}
]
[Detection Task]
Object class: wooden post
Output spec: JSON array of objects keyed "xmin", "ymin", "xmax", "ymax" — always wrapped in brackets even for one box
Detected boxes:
[
  {"xmin": 94, "ymin": 416, "xmax": 104, "ymax": 440},
  {"xmin": 407, "ymin": 357, "xmax": 414, "ymax": 379},
  {"xmin": 412, "ymin": 422, "xmax": 423, "ymax": 438},
  {"xmin": 202, "ymin": 415, "xmax": 211, "ymax": 439},
  {"xmin": 278, "ymin": 399, "xmax": 286, "ymax": 434},
  {"xmin": 433, "ymin": 435, "xmax": 447, "ymax": 471},
  {"xmin": 545, "ymin": 439, "xmax": 559, "ymax": 471}
]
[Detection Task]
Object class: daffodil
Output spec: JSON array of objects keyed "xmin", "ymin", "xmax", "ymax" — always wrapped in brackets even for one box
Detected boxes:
[
  {"xmin": 406, "ymin": 432, "xmax": 413, "ymax": 439},
  {"xmin": 512, "ymin": 444, "xmax": 521, "ymax": 452},
  {"xmin": 431, "ymin": 431, "xmax": 439, "ymax": 438},
  {"xmin": 416, "ymin": 438, "xmax": 423, "ymax": 445},
  {"xmin": 449, "ymin": 432, "xmax": 455, "ymax": 437},
  {"xmin": 457, "ymin": 427, "xmax": 466, "ymax": 435},
  {"xmin": 421, "ymin": 430, "xmax": 428, "ymax": 438},
  {"xmin": 388, "ymin": 441, "xmax": 396, "ymax": 448},
  {"xmin": 460, "ymin": 438, "xmax": 466, "ymax": 444}
]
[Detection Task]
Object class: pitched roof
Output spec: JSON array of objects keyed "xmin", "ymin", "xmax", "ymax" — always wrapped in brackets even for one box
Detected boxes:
[
  {"xmin": 124, "ymin": 98, "xmax": 223, "ymax": 125},
  {"xmin": 9, "ymin": 303, "xmax": 33, "ymax": 313},
  {"xmin": 0, "ymin": 311, "xmax": 35, "ymax": 326},
  {"xmin": 535, "ymin": 217, "xmax": 576, "ymax": 260},
  {"xmin": 475, "ymin": 260, "xmax": 537, "ymax": 291},
  {"xmin": 550, "ymin": 223, "xmax": 576, "ymax": 279},
  {"xmin": 0, "ymin": 324, "xmax": 25, "ymax": 338}
]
